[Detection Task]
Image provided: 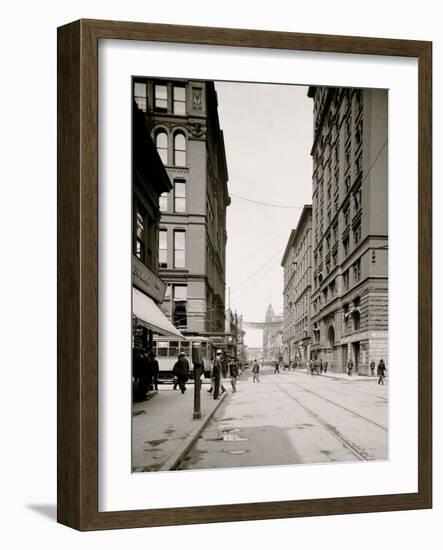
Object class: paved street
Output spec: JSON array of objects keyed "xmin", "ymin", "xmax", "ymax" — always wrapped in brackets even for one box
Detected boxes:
[{"xmin": 178, "ymin": 367, "xmax": 388, "ymax": 470}]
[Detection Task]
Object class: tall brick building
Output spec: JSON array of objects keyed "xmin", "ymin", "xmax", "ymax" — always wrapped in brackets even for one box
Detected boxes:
[
  {"xmin": 308, "ymin": 87, "xmax": 388, "ymax": 374},
  {"xmin": 281, "ymin": 205, "xmax": 313, "ymax": 364},
  {"xmin": 133, "ymin": 78, "xmax": 230, "ymax": 336}
]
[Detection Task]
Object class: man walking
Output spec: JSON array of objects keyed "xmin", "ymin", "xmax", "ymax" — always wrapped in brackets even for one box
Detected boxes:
[
  {"xmin": 347, "ymin": 358, "xmax": 353, "ymax": 376},
  {"xmin": 252, "ymin": 359, "xmax": 260, "ymax": 383},
  {"xmin": 274, "ymin": 360, "xmax": 280, "ymax": 374},
  {"xmin": 377, "ymin": 359, "xmax": 387, "ymax": 385},
  {"xmin": 212, "ymin": 349, "xmax": 223, "ymax": 399},
  {"xmin": 324, "ymin": 360, "xmax": 328, "ymax": 374},
  {"xmin": 370, "ymin": 360, "xmax": 376, "ymax": 377},
  {"xmin": 230, "ymin": 360, "xmax": 239, "ymax": 393},
  {"xmin": 172, "ymin": 352, "xmax": 190, "ymax": 394},
  {"xmin": 147, "ymin": 351, "xmax": 160, "ymax": 391}
]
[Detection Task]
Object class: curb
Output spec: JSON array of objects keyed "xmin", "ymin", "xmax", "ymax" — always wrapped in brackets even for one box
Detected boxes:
[
  {"xmin": 160, "ymin": 391, "xmax": 228, "ymax": 471},
  {"xmin": 296, "ymin": 369, "xmax": 383, "ymax": 382}
]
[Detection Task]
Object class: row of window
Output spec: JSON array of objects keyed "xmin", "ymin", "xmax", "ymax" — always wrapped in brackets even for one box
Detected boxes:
[
  {"xmin": 159, "ymin": 179, "xmax": 186, "ymax": 213},
  {"xmin": 343, "ymin": 259, "xmax": 361, "ymax": 290},
  {"xmin": 134, "ymin": 203, "xmax": 157, "ymax": 270},
  {"xmin": 155, "ymin": 130, "xmax": 186, "ymax": 166},
  {"xmin": 159, "ymin": 228, "xmax": 186, "ymax": 269},
  {"xmin": 134, "ymin": 82, "xmax": 187, "ymax": 115},
  {"xmin": 311, "ymin": 258, "xmax": 361, "ymax": 314}
]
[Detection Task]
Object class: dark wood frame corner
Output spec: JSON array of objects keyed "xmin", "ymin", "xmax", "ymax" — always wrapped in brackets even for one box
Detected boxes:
[{"xmin": 57, "ymin": 19, "xmax": 432, "ymax": 531}]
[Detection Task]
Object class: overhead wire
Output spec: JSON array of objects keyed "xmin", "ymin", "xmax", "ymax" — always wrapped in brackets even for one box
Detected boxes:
[{"xmin": 229, "ymin": 193, "xmax": 306, "ymax": 209}]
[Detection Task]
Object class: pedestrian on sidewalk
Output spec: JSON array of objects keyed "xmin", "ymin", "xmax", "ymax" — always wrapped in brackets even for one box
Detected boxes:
[
  {"xmin": 377, "ymin": 359, "xmax": 387, "ymax": 385},
  {"xmin": 172, "ymin": 352, "xmax": 190, "ymax": 394},
  {"xmin": 347, "ymin": 358, "xmax": 353, "ymax": 376},
  {"xmin": 147, "ymin": 351, "xmax": 159, "ymax": 391},
  {"xmin": 212, "ymin": 349, "xmax": 223, "ymax": 399},
  {"xmin": 319, "ymin": 358, "xmax": 324, "ymax": 374},
  {"xmin": 252, "ymin": 359, "xmax": 260, "ymax": 383},
  {"xmin": 230, "ymin": 360, "xmax": 239, "ymax": 392},
  {"xmin": 311, "ymin": 358, "xmax": 318, "ymax": 375},
  {"xmin": 324, "ymin": 360, "xmax": 328, "ymax": 374},
  {"xmin": 132, "ymin": 348, "xmax": 148, "ymax": 402},
  {"xmin": 370, "ymin": 360, "xmax": 376, "ymax": 377}
]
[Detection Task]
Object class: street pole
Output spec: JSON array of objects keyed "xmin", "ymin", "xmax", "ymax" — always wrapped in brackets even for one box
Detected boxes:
[
  {"xmin": 193, "ymin": 364, "xmax": 202, "ymax": 419},
  {"xmin": 192, "ymin": 343, "xmax": 202, "ymax": 420}
]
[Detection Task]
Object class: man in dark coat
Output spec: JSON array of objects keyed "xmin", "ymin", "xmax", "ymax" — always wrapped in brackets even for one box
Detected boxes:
[
  {"xmin": 347, "ymin": 358, "xmax": 353, "ymax": 376},
  {"xmin": 229, "ymin": 360, "xmax": 239, "ymax": 393},
  {"xmin": 172, "ymin": 352, "xmax": 190, "ymax": 394},
  {"xmin": 377, "ymin": 359, "xmax": 387, "ymax": 385},
  {"xmin": 212, "ymin": 350, "xmax": 223, "ymax": 399},
  {"xmin": 132, "ymin": 349, "xmax": 144, "ymax": 401},
  {"xmin": 147, "ymin": 351, "xmax": 160, "ymax": 391}
]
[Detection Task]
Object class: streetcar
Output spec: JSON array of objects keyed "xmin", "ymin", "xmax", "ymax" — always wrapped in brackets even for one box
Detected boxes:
[{"xmin": 152, "ymin": 335, "xmax": 213, "ymax": 383}]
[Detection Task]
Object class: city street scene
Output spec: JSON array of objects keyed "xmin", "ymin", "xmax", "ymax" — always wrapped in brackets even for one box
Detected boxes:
[{"xmin": 131, "ymin": 78, "xmax": 388, "ymax": 472}]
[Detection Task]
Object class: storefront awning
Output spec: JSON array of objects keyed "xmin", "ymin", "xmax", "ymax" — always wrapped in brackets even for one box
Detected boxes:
[{"xmin": 132, "ymin": 287, "xmax": 185, "ymax": 340}]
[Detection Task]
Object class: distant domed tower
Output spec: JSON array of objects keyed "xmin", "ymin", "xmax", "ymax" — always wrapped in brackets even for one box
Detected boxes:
[
  {"xmin": 262, "ymin": 304, "xmax": 282, "ymax": 362},
  {"xmin": 265, "ymin": 303, "xmax": 275, "ymax": 323}
]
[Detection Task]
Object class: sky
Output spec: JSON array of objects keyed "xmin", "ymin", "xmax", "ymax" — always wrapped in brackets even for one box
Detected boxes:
[{"xmin": 215, "ymin": 81, "xmax": 314, "ymax": 348}]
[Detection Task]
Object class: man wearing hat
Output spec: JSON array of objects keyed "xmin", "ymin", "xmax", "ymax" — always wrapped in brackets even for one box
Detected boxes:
[
  {"xmin": 212, "ymin": 349, "xmax": 223, "ymax": 399},
  {"xmin": 172, "ymin": 352, "xmax": 190, "ymax": 394}
]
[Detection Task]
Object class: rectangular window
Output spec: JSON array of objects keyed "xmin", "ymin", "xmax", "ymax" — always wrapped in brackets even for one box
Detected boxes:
[
  {"xmin": 135, "ymin": 207, "xmax": 145, "ymax": 262},
  {"xmin": 157, "ymin": 341, "xmax": 168, "ymax": 357},
  {"xmin": 354, "ymin": 188, "xmax": 362, "ymax": 211},
  {"xmin": 174, "ymin": 180, "xmax": 186, "ymax": 213},
  {"xmin": 159, "ymin": 192, "xmax": 168, "ymax": 212},
  {"xmin": 353, "ymin": 223, "xmax": 361, "ymax": 244},
  {"xmin": 174, "ymin": 230, "xmax": 186, "ymax": 268},
  {"xmin": 169, "ymin": 341, "xmax": 179, "ymax": 358},
  {"xmin": 353, "ymin": 259, "xmax": 361, "ymax": 282},
  {"xmin": 343, "ymin": 236, "xmax": 350, "ymax": 256},
  {"xmin": 133, "ymin": 82, "xmax": 147, "ymax": 112},
  {"xmin": 159, "ymin": 229, "xmax": 167, "ymax": 268},
  {"xmin": 173, "ymin": 86, "xmax": 186, "ymax": 115},
  {"xmin": 173, "ymin": 285, "xmax": 187, "ymax": 328},
  {"xmin": 154, "ymin": 84, "xmax": 167, "ymax": 111},
  {"xmin": 343, "ymin": 270, "xmax": 349, "ymax": 290}
]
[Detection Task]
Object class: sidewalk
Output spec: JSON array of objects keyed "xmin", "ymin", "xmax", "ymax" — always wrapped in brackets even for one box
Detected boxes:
[
  {"xmin": 295, "ymin": 368, "xmax": 386, "ymax": 382},
  {"xmin": 132, "ymin": 382, "xmax": 226, "ymax": 472}
]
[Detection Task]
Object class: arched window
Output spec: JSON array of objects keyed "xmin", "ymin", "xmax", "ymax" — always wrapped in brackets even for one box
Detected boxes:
[
  {"xmin": 174, "ymin": 132, "xmax": 186, "ymax": 166},
  {"xmin": 155, "ymin": 130, "xmax": 168, "ymax": 165}
]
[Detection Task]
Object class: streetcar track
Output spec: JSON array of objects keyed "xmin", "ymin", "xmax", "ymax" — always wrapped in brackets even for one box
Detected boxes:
[
  {"xmin": 275, "ymin": 375, "xmax": 388, "ymax": 432},
  {"xmin": 178, "ymin": 373, "xmax": 386, "ymax": 468},
  {"xmin": 270, "ymin": 378, "xmax": 377, "ymax": 461}
]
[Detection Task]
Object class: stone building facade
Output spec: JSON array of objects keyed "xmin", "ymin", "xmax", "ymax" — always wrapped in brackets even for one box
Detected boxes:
[
  {"xmin": 133, "ymin": 78, "xmax": 230, "ymax": 336},
  {"xmin": 281, "ymin": 205, "xmax": 313, "ymax": 364},
  {"xmin": 308, "ymin": 86, "xmax": 388, "ymax": 374}
]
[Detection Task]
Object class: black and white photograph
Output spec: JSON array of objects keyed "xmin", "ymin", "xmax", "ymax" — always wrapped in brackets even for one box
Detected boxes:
[{"xmin": 131, "ymin": 77, "xmax": 389, "ymax": 472}]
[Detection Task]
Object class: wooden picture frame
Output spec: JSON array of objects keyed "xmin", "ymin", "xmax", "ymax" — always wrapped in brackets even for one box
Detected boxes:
[{"xmin": 57, "ymin": 19, "xmax": 432, "ymax": 530}]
